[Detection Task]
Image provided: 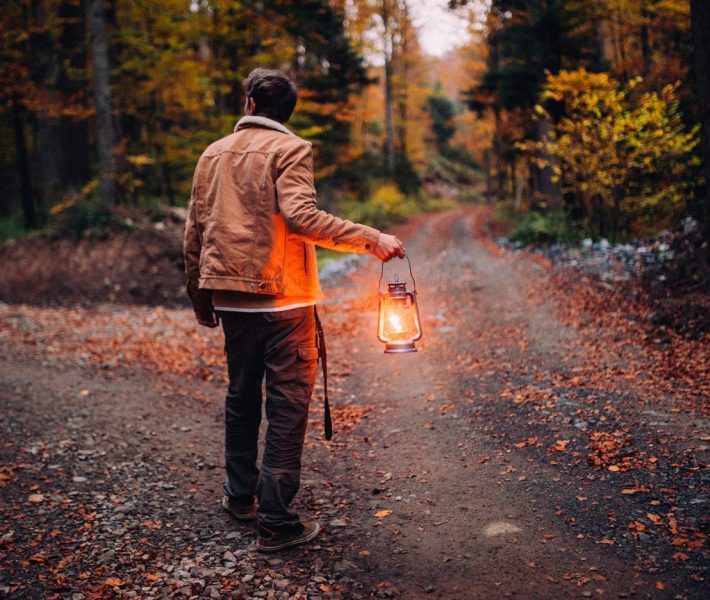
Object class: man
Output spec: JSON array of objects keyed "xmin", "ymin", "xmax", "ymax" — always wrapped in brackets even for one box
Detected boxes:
[{"xmin": 183, "ymin": 68, "xmax": 405, "ymax": 552}]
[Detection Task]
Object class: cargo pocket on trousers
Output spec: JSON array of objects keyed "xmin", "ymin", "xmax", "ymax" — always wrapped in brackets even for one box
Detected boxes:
[{"xmin": 297, "ymin": 345, "xmax": 319, "ymax": 396}]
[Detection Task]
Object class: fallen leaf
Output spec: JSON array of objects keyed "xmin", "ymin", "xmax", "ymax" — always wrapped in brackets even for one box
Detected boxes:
[
  {"xmin": 374, "ymin": 510, "xmax": 392, "ymax": 519},
  {"xmin": 104, "ymin": 577, "xmax": 123, "ymax": 587},
  {"xmin": 646, "ymin": 513, "xmax": 662, "ymax": 525},
  {"xmin": 142, "ymin": 519, "xmax": 162, "ymax": 529},
  {"xmin": 552, "ymin": 440, "xmax": 569, "ymax": 452},
  {"xmin": 28, "ymin": 494, "xmax": 44, "ymax": 503}
]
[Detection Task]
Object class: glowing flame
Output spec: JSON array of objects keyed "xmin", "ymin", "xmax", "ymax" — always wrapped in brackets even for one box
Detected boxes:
[{"xmin": 389, "ymin": 313, "xmax": 403, "ymax": 333}]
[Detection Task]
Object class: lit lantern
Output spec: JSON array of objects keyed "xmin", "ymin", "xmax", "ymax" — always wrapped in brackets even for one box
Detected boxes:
[{"xmin": 377, "ymin": 257, "xmax": 422, "ymax": 353}]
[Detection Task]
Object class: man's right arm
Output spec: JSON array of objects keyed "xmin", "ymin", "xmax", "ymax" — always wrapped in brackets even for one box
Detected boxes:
[{"xmin": 275, "ymin": 142, "xmax": 405, "ymax": 260}]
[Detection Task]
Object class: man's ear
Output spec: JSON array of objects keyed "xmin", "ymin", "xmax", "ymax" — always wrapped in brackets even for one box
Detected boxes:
[{"xmin": 245, "ymin": 96, "xmax": 256, "ymax": 115}]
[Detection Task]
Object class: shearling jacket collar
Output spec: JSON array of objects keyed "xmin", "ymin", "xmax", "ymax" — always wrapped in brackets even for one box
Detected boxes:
[{"xmin": 234, "ymin": 115, "xmax": 295, "ymax": 136}]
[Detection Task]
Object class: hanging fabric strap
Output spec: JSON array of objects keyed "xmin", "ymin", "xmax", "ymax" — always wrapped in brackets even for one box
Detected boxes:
[{"xmin": 313, "ymin": 306, "xmax": 333, "ymax": 440}]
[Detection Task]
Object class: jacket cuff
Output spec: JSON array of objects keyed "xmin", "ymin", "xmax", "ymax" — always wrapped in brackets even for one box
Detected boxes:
[{"xmin": 362, "ymin": 226, "xmax": 381, "ymax": 253}]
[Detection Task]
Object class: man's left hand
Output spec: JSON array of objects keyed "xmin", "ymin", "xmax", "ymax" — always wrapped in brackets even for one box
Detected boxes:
[
  {"xmin": 187, "ymin": 283, "xmax": 220, "ymax": 328},
  {"xmin": 195, "ymin": 308, "xmax": 220, "ymax": 328}
]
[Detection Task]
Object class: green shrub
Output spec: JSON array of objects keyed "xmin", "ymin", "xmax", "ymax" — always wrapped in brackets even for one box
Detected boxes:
[
  {"xmin": 339, "ymin": 184, "xmax": 419, "ymax": 230},
  {"xmin": 0, "ymin": 214, "xmax": 26, "ymax": 244},
  {"xmin": 509, "ymin": 210, "xmax": 583, "ymax": 246},
  {"xmin": 50, "ymin": 201, "xmax": 129, "ymax": 240}
]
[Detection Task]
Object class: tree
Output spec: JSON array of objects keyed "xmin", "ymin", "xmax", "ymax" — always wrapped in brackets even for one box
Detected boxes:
[
  {"xmin": 87, "ymin": 0, "xmax": 117, "ymax": 207},
  {"xmin": 380, "ymin": 0, "xmax": 397, "ymax": 175},
  {"xmin": 0, "ymin": 1, "xmax": 39, "ymax": 228},
  {"xmin": 465, "ymin": 0, "xmax": 601, "ymax": 204},
  {"xmin": 518, "ymin": 68, "xmax": 701, "ymax": 239},
  {"xmin": 691, "ymin": 0, "xmax": 710, "ymax": 227},
  {"xmin": 426, "ymin": 94, "xmax": 456, "ymax": 149}
]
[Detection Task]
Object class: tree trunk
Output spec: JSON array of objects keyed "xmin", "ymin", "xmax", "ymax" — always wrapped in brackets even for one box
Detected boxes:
[
  {"xmin": 691, "ymin": 0, "xmax": 710, "ymax": 228},
  {"xmin": 12, "ymin": 100, "xmax": 38, "ymax": 230},
  {"xmin": 32, "ymin": 0, "xmax": 62, "ymax": 215},
  {"xmin": 382, "ymin": 0, "xmax": 396, "ymax": 176},
  {"xmin": 396, "ymin": 1, "xmax": 410, "ymax": 160},
  {"xmin": 493, "ymin": 107, "xmax": 504, "ymax": 201},
  {"xmin": 484, "ymin": 149, "xmax": 492, "ymax": 200},
  {"xmin": 59, "ymin": 0, "xmax": 92, "ymax": 192},
  {"xmin": 611, "ymin": 184, "xmax": 622, "ymax": 243},
  {"xmin": 87, "ymin": 0, "xmax": 117, "ymax": 206}
]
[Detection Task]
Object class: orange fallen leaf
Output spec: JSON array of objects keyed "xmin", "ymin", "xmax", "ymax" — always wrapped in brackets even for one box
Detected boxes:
[
  {"xmin": 628, "ymin": 520, "xmax": 646, "ymax": 532},
  {"xmin": 374, "ymin": 510, "xmax": 392, "ymax": 519},
  {"xmin": 142, "ymin": 519, "xmax": 162, "ymax": 529},
  {"xmin": 552, "ymin": 440, "xmax": 569, "ymax": 452},
  {"xmin": 607, "ymin": 465, "xmax": 620, "ymax": 472},
  {"xmin": 105, "ymin": 577, "xmax": 123, "ymax": 587},
  {"xmin": 646, "ymin": 513, "xmax": 662, "ymax": 525},
  {"xmin": 655, "ymin": 581, "xmax": 666, "ymax": 590}
]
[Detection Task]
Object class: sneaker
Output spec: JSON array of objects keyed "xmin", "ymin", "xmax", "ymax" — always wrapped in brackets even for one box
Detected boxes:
[
  {"xmin": 256, "ymin": 521, "xmax": 321, "ymax": 553},
  {"xmin": 221, "ymin": 495, "xmax": 257, "ymax": 521}
]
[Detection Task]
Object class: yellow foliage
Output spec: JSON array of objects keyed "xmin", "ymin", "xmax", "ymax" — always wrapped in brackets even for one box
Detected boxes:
[{"xmin": 517, "ymin": 68, "xmax": 700, "ymax": 234}]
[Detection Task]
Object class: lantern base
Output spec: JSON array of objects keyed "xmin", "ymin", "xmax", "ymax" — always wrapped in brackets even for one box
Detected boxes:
[{"xmin": 384, "ymin": 342, "xmax": 417, "ymax": 354}]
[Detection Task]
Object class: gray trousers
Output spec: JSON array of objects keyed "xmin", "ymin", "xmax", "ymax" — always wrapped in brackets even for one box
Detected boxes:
[{"xmin": 218, "ymin": 305, "xmax": 319, "ymax": 530}]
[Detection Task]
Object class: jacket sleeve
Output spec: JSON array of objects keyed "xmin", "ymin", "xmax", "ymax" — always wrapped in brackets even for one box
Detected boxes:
[
  {"xmin": 182, "ymin": 169, "xmax": 212, "ymax": 306},
  {"xmin": 275, "ymin": 142, "xmax": 381, "ymax": 253}
]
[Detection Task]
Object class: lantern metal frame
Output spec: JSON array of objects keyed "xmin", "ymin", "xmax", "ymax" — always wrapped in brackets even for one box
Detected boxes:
[{"xmin": 377, "ymin": 255, "xmax": 422, "ymax": 353}]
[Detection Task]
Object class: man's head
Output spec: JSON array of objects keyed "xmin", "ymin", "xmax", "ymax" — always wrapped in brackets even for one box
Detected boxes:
[{"xmin": 243, "ymin": 69, "xmax": 298, "ymax": 123}]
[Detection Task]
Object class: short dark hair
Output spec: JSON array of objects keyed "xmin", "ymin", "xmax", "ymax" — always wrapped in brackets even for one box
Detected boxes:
[{"xmin": 243, "ymin": 69, "xmax": 298, "ymax": 123}]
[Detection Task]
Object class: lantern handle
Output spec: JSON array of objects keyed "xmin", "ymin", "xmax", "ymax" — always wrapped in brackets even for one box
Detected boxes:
[{"xmin": 378, "ymin": 253, "xmax": 417, "ymax": 293}]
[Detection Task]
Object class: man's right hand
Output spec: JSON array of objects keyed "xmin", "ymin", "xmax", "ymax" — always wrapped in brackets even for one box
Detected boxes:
[{"xmin": 374, "ymin": 233, "xmax": 406, "ymax": 261}]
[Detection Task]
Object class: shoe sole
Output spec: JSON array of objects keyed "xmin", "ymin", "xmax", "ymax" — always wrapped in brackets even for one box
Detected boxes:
[
  {"xmin": 256, "ymin": 522, "xmax": 321, "ymax": 553},
  {"xmin": 222, "ymin": 497, "xmax": 257, "ymax": 521}
]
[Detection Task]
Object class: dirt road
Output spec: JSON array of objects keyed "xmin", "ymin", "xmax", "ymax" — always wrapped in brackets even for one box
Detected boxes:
[{"xmin": 1, "ymin": 207, "xmax": 707, "ymax": 599}]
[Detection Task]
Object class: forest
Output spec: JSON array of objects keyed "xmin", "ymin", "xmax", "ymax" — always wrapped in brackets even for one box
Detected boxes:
[{"xmin": 2, "ymin": 0, "xmax": 706, "ymax": 250}]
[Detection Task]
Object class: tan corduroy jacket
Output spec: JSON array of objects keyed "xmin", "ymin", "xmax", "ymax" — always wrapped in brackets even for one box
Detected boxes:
[{"xmin": 183, "ymin": 116, "xmax": 381, "ymax": 307}]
